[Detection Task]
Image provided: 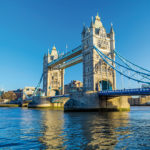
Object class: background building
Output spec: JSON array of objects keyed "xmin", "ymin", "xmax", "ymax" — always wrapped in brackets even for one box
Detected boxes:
[
  {"xmin": 0, "ymin": 89, "xmax": 4, "ymax": 97},
  {"xmin": 64, "ymin": 80, "xmax": 83, "ymax": 94},
  {"xmin": 13, "ymin": 87, "xmax": 42, "ymax": 100}
]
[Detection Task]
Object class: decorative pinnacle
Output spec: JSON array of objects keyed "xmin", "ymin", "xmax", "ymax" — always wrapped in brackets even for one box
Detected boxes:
[
  {"xmin": 110, "ymin": 22, "xmax": 114, "ymax": 33},
  {"xmin": 48, "ymin": 48, "xmax": 50, "ymax": 54},
  {"xmin": 82, "ymin": 23, "xmax": 86, "ymax": 33},
  {"xmin": 91, "ymin": 16, "xmax": 93, "ymax": 22},
  {"xmin": 90, "ymin": 16, "xmax": 94, "ymax": 28},
  {"xmin": 83, "ymin": 23, "xmax": 85, "ymax": 27},
  {"xmin": 95, "ymin": 12, "xmax": 100, "ymax": 20},
  {"xmin": 111, "ymin": 22, "xmax": 113, "ymax": 27},
  {"xmin": 97, "ymin": 12, "xmax": 99, "ymax": 17}
]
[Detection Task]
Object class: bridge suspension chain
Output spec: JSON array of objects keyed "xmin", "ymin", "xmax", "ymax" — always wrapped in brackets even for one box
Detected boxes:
[
  {"xmin": 32, "ymin": 73, "xmax": 43, "ymax": 96},
  {"xmin": 113, "ymin": 50, "xmax": 150, "ymax": 81},
  {"xmin": 94, "ymin": 46, "xmax": 150, "ymax": 85},
  {"xmin": 114, "ymin": 50, "xmax": 150, "ymax": 74}
]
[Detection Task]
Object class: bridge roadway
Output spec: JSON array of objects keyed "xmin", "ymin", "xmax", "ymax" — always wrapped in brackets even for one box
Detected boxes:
[
  {"xmin": 47, "ymin": 88, "xmax": 150, "ymax": 101},
  {"xmin": 99, "ymin": 88, "xmax": 150, "ymax": 96}
]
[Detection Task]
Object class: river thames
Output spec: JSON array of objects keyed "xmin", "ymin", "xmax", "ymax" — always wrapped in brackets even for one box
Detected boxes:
[{"xmin": 0, "ymin": 106, "xmax": 150, "ymax": 150}]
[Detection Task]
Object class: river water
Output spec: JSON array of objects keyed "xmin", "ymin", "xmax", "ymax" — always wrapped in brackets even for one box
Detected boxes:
[{"xmin": 0, "ymin": 107, "xmax": 150, "ymax": 150}]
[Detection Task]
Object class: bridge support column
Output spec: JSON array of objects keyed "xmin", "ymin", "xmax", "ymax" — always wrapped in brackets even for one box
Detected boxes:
[
  {"xmin": 64, "ymin": 91, "xmax": 130, "ymax": 112},
  {"xmin": 100, "ymin": 96, "xmax": 130, "ymax": 111}
]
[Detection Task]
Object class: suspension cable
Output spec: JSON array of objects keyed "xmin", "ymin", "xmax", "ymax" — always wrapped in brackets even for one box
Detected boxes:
[
  {"xmin": 114, "ymin": 50, "xmax": 150, "ymax": 73},
  {"xmin": 94, "ymin": 47, "xmax": 150, "ymax": 85},
  {"xmin": 94, "ymin": 46, "xmax": 150, "ymax": 77}
]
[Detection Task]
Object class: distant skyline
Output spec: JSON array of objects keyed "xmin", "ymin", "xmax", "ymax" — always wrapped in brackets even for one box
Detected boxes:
[{"xmin": 0, "ymin": 0, "xmax": 150, "ymax": 91}]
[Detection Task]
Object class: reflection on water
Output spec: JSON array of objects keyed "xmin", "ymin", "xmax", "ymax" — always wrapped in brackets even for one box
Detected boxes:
[{"xmin": 0, "ymin": 107, "xmax": 150, "ymax": 149}]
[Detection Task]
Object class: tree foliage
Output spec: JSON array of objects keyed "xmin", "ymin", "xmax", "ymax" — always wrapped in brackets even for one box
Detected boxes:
[{"xmin": 1, "ymin": 91, "xmax": 17, "ymax": 100}]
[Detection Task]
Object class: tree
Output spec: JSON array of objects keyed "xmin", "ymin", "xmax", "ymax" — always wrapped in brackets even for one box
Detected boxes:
[{"xmin": 2, "ymin": 91, "xmax": 17, "ymax": 100}]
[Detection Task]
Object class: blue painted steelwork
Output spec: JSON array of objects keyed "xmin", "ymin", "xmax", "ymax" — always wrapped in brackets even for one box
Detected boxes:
[
  {"xmin": 94, "ymin": 46, "xmax": 150, "ymax": 85},
  {"xmin": 48, "ymin": 45, "xmax": 82, "ymax": 67},
  {"xmin": 114, "ymin": 51, "xmax": 150, "ymax": 81},
  {"xmin": 114, "ymin": 50, "xmax": 150, "ymax": 74},
  {"xmin": 94, "ymin": 46, "xmax": 150, "ymax": 77},
  {"xmin": 32, "ymin": 73, "xmax": 43, "ymax": 96},
  {"xmin": 99, "ymin": 88, "xmax": 150, "ymax": 96}
]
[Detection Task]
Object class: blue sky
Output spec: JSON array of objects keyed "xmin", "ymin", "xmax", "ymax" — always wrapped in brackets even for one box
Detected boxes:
[{"xmin": 0, "ymin": 0, "xmax": 150, "ymax": 91}]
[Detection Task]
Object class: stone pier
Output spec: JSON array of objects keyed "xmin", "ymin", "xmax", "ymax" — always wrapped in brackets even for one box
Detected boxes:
[
  {"xmin": 28, "ymin": 96, "xmax": 69, "ymax": 109},
  {"xmin": 64, "ymin": 91, "xmax": 130, "ymax": 112}
]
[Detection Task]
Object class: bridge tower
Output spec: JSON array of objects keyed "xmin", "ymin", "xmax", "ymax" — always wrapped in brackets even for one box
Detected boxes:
[
  {"xmin": 43, "ymin": 46, "xmax": 64, "ymax": 96},
  {"xmin": 82, "ymin": 13, "xmax": 116, "ymax": 91}
]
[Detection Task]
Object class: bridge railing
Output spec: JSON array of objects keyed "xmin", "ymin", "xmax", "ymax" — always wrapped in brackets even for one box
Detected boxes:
[{"xmin": 99, "ymin": 87, "xmax": 150, "ymax": 95}]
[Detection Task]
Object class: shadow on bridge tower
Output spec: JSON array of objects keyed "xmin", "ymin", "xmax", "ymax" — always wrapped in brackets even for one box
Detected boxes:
[
  {"xmin": 82, "ymin": 13, "xmax": 116, "ymax": 92},
  {"xmin": 43, "ymin": 46, "xmax": 64, "ymax": 96}
]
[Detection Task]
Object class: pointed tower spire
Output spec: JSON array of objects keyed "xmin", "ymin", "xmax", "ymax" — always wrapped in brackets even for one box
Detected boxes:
[
  {"xmin": 97, "ymin": 12, "xmax": 99, "ymax": 16},
  {"xmin": 90, "ymin": 16, "xmax": 94, "ymax": 28},
  {"xmin": 110, "ymin": 22, "xmax": 114, "ymax": 33},
  {"xmin": 51, "ymin": 45, "xmax": 58, "ymax": 59},
  {"xmin": 95, "ymin": 12, "xmax": 100, "ymax": 21},
  {"xmin": 82, "ymin": 23, "xmax": 86, "ymax": 34},
  {"xmin": 48, "ymin": 48, "xmax": 50, "ymax": 55}
]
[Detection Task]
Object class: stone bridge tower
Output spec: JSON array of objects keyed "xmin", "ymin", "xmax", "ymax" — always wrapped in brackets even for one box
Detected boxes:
[
  {"xmin": 43, "ymin": 46, "xmax": 64, "ymax": 96},
  {"xmin": 82, "ymin": 13, "xmax": 116, "ymax": 91}
]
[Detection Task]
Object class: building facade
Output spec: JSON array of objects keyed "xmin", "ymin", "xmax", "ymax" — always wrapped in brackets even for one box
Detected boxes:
[
  {"xmin": 43, "ymin": 46, "xmax": 64, "ymax": 96},
  {"xmin": 43, "ymin": 13, "xmax": 116, "ymax": 96},
  {"xmin": 82, "ymin": 13, "xmax": 116, "ymax": 91},
  {"xmin": 64, "ymin": 80, "xmax": 83, "ymax": 94}
]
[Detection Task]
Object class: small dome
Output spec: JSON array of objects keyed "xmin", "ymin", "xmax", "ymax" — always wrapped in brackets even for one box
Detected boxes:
[
  {"xmin": 94, "ymin": 12, "xmax": 103, "ymax": 28},
  {"xmin": 50, "ymin": 45, "xmax": 58, "ymax": 59}
]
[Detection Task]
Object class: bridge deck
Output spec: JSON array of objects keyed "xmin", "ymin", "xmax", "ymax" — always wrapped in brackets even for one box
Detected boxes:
[{"xmin": 99, "ymin": 88, "xmax": 150, "ymax": 96}]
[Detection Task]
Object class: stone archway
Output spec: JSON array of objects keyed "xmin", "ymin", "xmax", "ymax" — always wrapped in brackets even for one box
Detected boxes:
[{"xmin": 54, "ymin": 89, "xmax": 59, "ymax": 96}]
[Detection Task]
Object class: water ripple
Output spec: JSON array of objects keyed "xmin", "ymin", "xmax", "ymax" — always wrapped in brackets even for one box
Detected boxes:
[{"xmin": 0, "ymin": 107, "xmax": 150, "ymax": 149}]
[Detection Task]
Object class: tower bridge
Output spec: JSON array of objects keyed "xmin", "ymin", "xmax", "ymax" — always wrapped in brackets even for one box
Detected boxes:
[
  {"xmin": 43, "ymin": 13, "xmax": 116, "ymax": 97},
  {"xmin": 38, "ymin": 13, "xmax": 150, "ymax": 111}
]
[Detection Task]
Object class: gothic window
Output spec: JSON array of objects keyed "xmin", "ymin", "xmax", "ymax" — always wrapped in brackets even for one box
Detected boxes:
[
  {"xmin": 95, "ymin": 28, "xmax": 100, "ymax": 35},
  {"xmin": 51, "ymin": 56, "xmax": 54, "ymax": 60}
]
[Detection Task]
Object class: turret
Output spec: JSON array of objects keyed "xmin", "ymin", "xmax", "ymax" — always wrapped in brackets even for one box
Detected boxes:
[
  {"xmin": 110, "ymin": 23, "xmax": 115, "ymax": 50},
  {"xmin": 82, "ymin": 24, "xmax": 86, "ymax": 38},
  {"xmin": 50, "ymin": 45, "xmax": 58, "ymax": 60},
  {"xmin": 94, "ymin": 12, "xmax": 103, "ymax": 28},
  {"xmin": 90, "ymin": 16, "xmax": 94, "ymax": 28},
  {"xmin": 110, "ymin": 23, "xmax": 115, "ymax": 40}
]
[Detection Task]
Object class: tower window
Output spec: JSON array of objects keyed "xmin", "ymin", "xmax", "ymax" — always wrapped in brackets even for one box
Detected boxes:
[
  {"xmin": 95, "ymin": 28, "xmax": 100, "ymax": 35},
  {"xmin": 51, "ymin": 56, "xmax": 54, "ymax": 60},
  {"xmin": 98, "ymin": 40, "xmax": 101, "ymax": 48}
]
